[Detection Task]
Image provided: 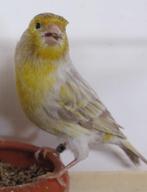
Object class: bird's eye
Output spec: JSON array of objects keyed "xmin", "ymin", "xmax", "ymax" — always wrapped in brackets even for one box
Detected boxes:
[{"xmin": 35, "ymin": 22, "xmax": 41, "ymax": 29}]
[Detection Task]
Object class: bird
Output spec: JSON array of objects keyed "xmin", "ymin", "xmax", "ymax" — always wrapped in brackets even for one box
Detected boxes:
[{"xmin": 15, "ymin": 12, "xmax": 147, "ymax": 178}]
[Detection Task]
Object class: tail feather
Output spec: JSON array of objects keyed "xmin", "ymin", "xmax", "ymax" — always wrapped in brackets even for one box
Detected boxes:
[{"xmin": 120, "ymin": 140, "xmax": 147, "ymax": 165}]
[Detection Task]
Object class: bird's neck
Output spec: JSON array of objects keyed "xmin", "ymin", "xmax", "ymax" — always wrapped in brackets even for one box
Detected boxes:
[{"xmin": 36, "ymin": 39, "xmax": 69, "ymax": 61}]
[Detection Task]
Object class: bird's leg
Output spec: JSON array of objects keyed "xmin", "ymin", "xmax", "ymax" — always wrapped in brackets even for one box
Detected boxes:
[
  {"xmin": 34, "ymin": 143, "xmax": 68, "ymax": 186},
  {"xmin": 56, "ymin": 157, "xmax": 79, "ymax": 176},
  {"xmin": 45, "ymin": 157, "xmax": 79, "ymax": 187},
  {"xmin": 44, "ymin": 141, "xmax": 79, "ymax": 179},
  {"xmin": 52, "ymin": 136, "xmax": 89, "ymax": 178},
  {"xmin": 36, "ymin": 149, "xmax": 79, "ymax": 186},
  {"xmin": 36, "ymin": 137, "xmax": 89, "ymax": 186}
]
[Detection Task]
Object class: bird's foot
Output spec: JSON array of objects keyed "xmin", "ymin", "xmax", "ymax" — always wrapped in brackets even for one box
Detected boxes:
[
  {"xmin": 34, "ymin": 147, "xmax": 59, "ymax": 161},
  {"xmin": 34, "ymin": 146, "xmax": 67, "ymax": 187},
  {"xmin": 44, "ymin": 168, "xmax": 68, "ymax": 187},
  {"xmin": 35, "ymin": 142, "xmax": 67, "ymax": 161}
]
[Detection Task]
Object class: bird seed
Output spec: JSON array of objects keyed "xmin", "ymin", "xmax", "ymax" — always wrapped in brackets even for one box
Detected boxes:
[{"xmin": 0, "ymin": 161, "xmax": 51, "ymax": 187}]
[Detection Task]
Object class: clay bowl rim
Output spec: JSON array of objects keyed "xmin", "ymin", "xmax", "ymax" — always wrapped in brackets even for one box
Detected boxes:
[{"xmin": 0, "ymin": 138, "xmax": 66, "ymax": 189}]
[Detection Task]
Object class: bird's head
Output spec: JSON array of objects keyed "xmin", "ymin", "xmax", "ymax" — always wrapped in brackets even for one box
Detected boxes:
[{"xmin": 24, "ymin": 13, "xmax": 69, "ymax": 60}]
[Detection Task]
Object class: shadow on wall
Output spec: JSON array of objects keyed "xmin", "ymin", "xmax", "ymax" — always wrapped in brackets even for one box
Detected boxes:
[{"xmin": 0, "ymin": 39, "xmax": 39, "ymax": 142}]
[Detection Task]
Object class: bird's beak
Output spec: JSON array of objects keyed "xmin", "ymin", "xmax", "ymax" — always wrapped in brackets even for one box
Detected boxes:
[{"xmin": 42, "ymin": 25, "xmax": 62, "ymax": 45}]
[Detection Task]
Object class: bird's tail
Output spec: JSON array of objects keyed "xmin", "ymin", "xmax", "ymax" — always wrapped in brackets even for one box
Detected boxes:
[{"xmin": 120, "ymin": 140, "xmax": 147, "ymax": 165}]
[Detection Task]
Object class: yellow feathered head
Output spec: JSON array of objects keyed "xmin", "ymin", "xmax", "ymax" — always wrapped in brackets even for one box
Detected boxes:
[{"xmin": 24, "ymin": 13, "xmax": 69, "ymax": 60}]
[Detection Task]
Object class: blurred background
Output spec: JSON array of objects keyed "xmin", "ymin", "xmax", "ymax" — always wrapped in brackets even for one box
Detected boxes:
[{"xmin": 0, "ymin": 0, "xmax": 147, "ymax": 171}]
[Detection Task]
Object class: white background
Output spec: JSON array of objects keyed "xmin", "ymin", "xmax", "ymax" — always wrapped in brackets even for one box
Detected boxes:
[{"xmin": 0, "ymin": 0, "xmax": 147, "ymax": 171}]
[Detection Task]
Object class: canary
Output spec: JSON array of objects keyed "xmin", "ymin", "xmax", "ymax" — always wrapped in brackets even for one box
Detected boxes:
[{"xmin": 15, "ymin": 13, "xmax": 147, "ymax": 176}]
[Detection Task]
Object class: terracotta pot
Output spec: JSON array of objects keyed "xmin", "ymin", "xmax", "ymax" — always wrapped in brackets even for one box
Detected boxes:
[{"xmin": 0, "ymin": 139, "xmax": 69, "ymax": 192}]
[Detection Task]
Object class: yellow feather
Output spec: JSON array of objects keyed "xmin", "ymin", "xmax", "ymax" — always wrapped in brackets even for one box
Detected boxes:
[
  {"xmin": 103, "ymin": 133, "xmax": 112, "ymax": 142},
  {"xmin": 27, "ymin": 13, "xmax": 69, "ymax": 61},
  {"xmin": 15, "ymin": 12, "xmax": 69, "ymax": 125},
  {"xmin": 60, "ymin": 84, "xmax": 74, "ymax": 102},
  {"xmin": 16, "ymin": 62, "xmax": 56, "ymax": 113},
  {"xmin": 36, "ymin": 38, "xmax": 68, "ymax": 60}
]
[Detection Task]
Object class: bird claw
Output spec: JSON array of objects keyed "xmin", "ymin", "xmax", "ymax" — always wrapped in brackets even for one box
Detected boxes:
[
  {"xmin": 34, "ymin": 148, "xmax": 67, "ymax": 187},
  {"xmin": 57, "ymin": 176, "xmax": 66, "ymax": 187},
  {"xmin": 43, "ymin": 171, "xmax": 66, "ymax": 187},
  {"xmin": 34, "ymin": 147, "xmax": 59, "ymax": 162},
  {"xmin": 34, "ymin": 146, "xmax": 68, "ymax": 187},
  {"xmin": 34, "ymin": 142, "xmax": 67, "ymax": 162}
]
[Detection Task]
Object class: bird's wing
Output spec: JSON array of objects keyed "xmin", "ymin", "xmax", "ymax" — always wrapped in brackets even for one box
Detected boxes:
[{"xmin": 54, "ymin": 65, "xmax": 125, "ymax": 138}]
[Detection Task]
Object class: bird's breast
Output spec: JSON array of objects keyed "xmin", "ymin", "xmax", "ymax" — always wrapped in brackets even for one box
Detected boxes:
[{"xmin": 16, "ymin": 62, "xmax": 57, "ymax": 114}]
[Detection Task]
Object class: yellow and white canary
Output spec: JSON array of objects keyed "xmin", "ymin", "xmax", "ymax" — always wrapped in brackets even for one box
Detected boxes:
[{"xmin": 15, "ymin": 13, "xmax": 147, "ymax": 175}]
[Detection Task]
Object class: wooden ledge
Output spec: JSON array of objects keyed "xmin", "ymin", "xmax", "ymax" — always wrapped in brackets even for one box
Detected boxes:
[{"xmin": 70, "ymin": 171, "xmax": 147, "ymax": 192}]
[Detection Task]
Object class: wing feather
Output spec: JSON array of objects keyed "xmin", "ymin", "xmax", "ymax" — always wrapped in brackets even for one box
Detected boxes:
[{"xmin": 56, "ymin": 65, "xmax": 125, "ymax": 138}]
